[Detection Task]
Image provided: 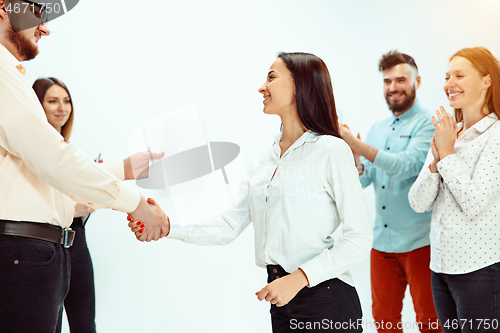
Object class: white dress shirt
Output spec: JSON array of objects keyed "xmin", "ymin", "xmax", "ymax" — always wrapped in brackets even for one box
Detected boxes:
[
  {"xmin": 168, "ymin": 131, "xmax": 373, "ymax": 287},
  {"xmin": 409, "ymin": 113, "xmax": 500, "ymax": 274},
  {"xmin": 0, "ymin": 44, "xmax": 140, "ymax": 228}
]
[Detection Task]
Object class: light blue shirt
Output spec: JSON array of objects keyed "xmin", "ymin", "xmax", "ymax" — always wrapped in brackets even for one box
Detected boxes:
[{"xmin": 359, "ymin": 100, "xmax": 434, "ymax": 253}]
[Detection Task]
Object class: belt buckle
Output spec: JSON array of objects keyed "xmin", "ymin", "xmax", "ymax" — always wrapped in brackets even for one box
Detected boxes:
[{"xmin": 63, "ymin": 228, "xmax": 72, "ymax": 248}]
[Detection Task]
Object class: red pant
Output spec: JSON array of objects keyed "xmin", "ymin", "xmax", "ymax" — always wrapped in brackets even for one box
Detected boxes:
[{"xmin": 371, "ymin": 246, "xmax": 441, "ymax": 333}]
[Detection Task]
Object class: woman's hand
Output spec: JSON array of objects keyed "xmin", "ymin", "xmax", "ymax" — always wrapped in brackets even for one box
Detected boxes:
[
  {"xmin": 429, "ymin": 134, "xmax": 439, "ymax": 173},
  {"xmin": 127, "ymin": 198, "xmax": 170, "ymax": 239},
  {"xmin": 256, "ymin": 269, "xmax": 309, "ymax": 307},
  {"xmin": 431, "ymin": 106, "xmax": 457, "ymax": 160},
  {"xmin": 74, "ymin": 203, "xmax": 95, "ymax": 218}
]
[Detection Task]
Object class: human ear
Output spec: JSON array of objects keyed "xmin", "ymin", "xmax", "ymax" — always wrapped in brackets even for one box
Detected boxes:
[
  {"xmin": 415, "ymin": 76, "xmax": 422, "ymax": 89},
  {"xmin": 483, "ymin": 74, "xmax": 492, "ymax": 89}
]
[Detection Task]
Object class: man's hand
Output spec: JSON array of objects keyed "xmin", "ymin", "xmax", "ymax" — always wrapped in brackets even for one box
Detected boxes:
[
  {"xmin": 256, "ymin": 269, "xmax": 309, "ymax": 307},
  {"xmin": 339, "ymin": 123, "xmax": 363, "ymax": 164},
  {"xmin": 128, "ymin": 198, "xmax": 170, "ymax": 241},
  {"xmin": 127, "ymin": 196, "xmax": 168, "ymax": 242},
  {"xmin": 339, "ymin": 122, "xmax": 378, "ymax": 163},
  {"xmin": 74, "ymin": 203, "xmax": 95, "ymax": 218},
  {"xmin": 339, "ymin": 123, "xmax": 355, "ymax": 142},
  {"xmin": 124, "ymin": 151, "xmax": 165, "ymax": 180}
]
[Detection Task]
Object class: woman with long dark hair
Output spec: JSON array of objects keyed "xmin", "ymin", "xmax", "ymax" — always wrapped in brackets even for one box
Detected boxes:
[
  {"xmin": 130, "ymin": 52, "xmax": 373, "ymax": 332},
  {"xmin": 409, "ymin": 47, "xmax": 500, "ymax": 332}
]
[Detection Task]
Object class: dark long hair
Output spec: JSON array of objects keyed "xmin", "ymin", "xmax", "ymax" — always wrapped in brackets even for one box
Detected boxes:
[
  {"xmin": 278, "ymin": 52, "xmax": 340, "ymax": 138},
  {"xmin": 32, "ymin": 77, "xmax": 74, "ymax": 142}
]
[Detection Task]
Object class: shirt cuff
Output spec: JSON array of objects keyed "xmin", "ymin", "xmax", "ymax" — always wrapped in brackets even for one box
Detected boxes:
[
  {"xmin": 437, "ymin": 154, "xmax": 463, "ymax": 183},
  {"xmin": 426, "ymin": 166, "xmax": 441, "ymax": 182},
  {"xmin": 298, "ymin": 259, "xmax": 326, "ymax": 288},
  {"xmin": 111, "ymin": 181, "xmax": 141, "ymax": 213},
  {"xmin": 165, "ymin": 217, "xmax": 186, "ymax": 240},
  {"xmin": 372, "ymin": 150, "xmax": 391, "ymax": 170},
  {"xmin": 100, "ymin": 160, "xmax": 125, "ymax": 181}
]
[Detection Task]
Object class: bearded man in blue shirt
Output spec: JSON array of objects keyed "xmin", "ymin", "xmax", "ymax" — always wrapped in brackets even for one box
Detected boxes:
[{"xmin": 340, "ymin": 51, "xmax": 441, "ymax": 333}]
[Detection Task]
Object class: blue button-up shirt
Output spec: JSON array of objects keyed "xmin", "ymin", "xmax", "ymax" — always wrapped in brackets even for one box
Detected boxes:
[{"xmin": 359, "ymin": 100, "xmax": 434, "ymax": 253}]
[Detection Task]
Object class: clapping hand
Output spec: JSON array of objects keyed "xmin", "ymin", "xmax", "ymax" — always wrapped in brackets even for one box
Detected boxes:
[
  {"xmin": 430, "ymin": 106, "xmax": 457, "ymax": 169},
  {"xmin": 339, "ymin": 122, "xmax": 354, "ymax": 141},
  {"xmin": 127, "ymin": 196, "xmax": 169, "ymax": 242},
  {"xmin": 339, "ymin": 123, "xmax": 361, "ymax": 162},
  {"xmin": 429, "ymin": 134, "xmax": 440, "ymax": 173},
  {"xmin": 128, "ymin": 197, "xmax": 170, "ymax": 241}
]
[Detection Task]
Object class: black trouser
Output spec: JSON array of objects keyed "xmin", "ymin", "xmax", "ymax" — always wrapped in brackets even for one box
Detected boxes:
[
  {"xmin": 267, "ymin": 265, "xmax": 363, "ymax": 333},
  {"xmin": 61, "ymin": 217, "xmax": 96, "ymax": 333},
  {"xmin": 0, "ymin": 235, "xmax": 70, "ymax": 333},
  {"xmin": 431, "ymin": 262, "xmax": 500, "ymax": 333}
]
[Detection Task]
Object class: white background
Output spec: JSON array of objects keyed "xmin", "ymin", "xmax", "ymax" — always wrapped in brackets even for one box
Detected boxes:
[{"xmin": 22, "ymin": 0, "xmax": 500, "ymax": 332}]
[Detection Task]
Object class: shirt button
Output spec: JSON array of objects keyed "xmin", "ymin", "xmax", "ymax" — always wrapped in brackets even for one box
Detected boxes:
[
  {"xmin": 382, "ymin": 186, "xmax": 385, "ymax": 189},
  {"xmin": 396, "ymin": 119, "xmax": 400, "ymax": 121},
  {"xmin": 275, "ymin": 275, "xmax": 280, "ymax": 279},
  {"xmin": 387, "ymin": 147, "xmax": 390, "ymax": 150},
  {"xmin": 272, "ymin": 268, "xmax": 278, "ymax": 273},
  {"xmin": 392, "ymin": 128, "xmax": 395, "ymax": 131},
  {"xmin": 384, "ymin": 224, "xmax": 388, "ymax": 228},
  {"xmin": 14, "ymin": 260, "xmax": 19, "ymax": 265},
  {"xmin": 382, "ymin": 206, "xmax": 386, "ymax": 209}
]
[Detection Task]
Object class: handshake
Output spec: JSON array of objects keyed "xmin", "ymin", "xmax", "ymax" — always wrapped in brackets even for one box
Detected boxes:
[
  {"xmin": 126, "ymin": 197, "xmax": 170, "ymax": 242},
  {"xmin": 122, "ymin": 151, "xmax": 170, "ymax": 242}
]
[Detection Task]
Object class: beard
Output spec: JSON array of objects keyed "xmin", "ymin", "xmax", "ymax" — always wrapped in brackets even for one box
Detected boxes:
[
  {"xmin": 7, "ymin": 24, "xmax": 39, "ymax": 61},
  {"xmin": 385, "ymin": 85, "xmax": 417, "ymax": 113}
]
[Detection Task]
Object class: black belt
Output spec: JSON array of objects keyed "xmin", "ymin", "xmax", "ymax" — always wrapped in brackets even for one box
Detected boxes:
[{"xmin": 0, "ymin": 220, "xmax": 75, "ymax": 248}]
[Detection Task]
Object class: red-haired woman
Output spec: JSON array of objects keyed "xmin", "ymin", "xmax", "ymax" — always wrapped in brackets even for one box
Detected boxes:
[{"xmin": 409, "ymin": 47, "xmax": 500, "ymax": 332}]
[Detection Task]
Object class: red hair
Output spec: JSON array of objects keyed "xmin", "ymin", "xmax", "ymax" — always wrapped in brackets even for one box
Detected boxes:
[{"xmin": 450, "ymin": 47, "xmax": 500, "ymax": 123}]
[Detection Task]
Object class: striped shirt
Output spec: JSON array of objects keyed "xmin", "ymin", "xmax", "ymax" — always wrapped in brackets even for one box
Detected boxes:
[{"xmin": 168, "ymin": 131, "xmax": 373, "ymax": 287}]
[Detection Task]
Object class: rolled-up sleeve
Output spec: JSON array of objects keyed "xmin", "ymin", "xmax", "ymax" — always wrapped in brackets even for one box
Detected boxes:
[{"xmin": 373, "ymin": 119, "xmax": 434, "ymax": 182}]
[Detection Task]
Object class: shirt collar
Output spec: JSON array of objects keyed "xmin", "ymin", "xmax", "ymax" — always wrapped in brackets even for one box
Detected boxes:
[
  {"xmin": 274, "ymin": 130, "xmax": 320, "ymax": 143},
  {"xmin": 273, "ymin": 130, "xmax": 321, "ymax": 157},
  {"xmin": 0, "ymin": 43, "xmax": 21, "ymax": 68},
  {"xmin": 471, "ymin": 113, "xmax": 499, "ymax": 134},
  {"xmin": 392, "ymin": 100, "xmax": 421, "ymax": 122}
]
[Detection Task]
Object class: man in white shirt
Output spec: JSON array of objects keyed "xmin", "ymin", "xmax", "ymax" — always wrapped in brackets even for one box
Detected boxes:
[{"xmin": 0, "ymin": 1, "xmax": 168, "ymax": 332}]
